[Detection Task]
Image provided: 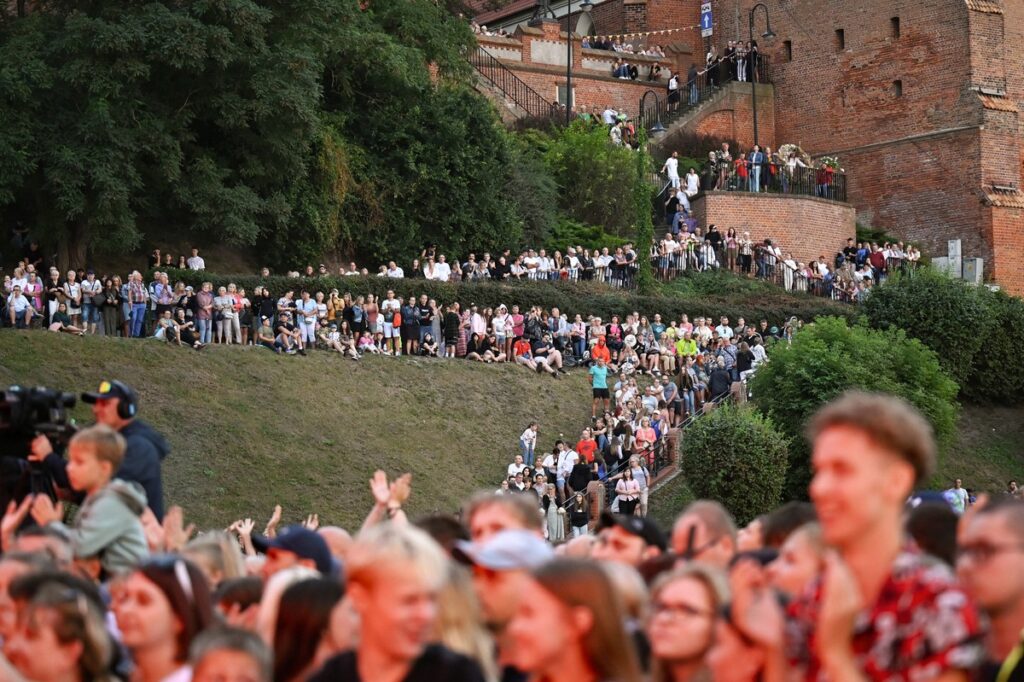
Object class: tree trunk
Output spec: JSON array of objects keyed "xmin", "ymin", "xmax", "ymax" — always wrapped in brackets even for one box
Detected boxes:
[{"xmin": 57, "ymin": 219, "xmax": 89, "ymax": 273}]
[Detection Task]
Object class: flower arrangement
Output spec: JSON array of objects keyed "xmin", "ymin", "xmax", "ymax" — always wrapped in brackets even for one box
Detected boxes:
[
  {"xmin": 819, "ymin": 155, "xmax": 841, "ymax": 169},
  {"xmin": 777, "ymin": 143, "xmax": 811, "ymax": 164}
]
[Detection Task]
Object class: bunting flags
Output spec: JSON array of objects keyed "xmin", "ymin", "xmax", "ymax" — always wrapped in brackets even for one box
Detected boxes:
[{"xmin": 588, "ymin": 23, "xmax": 704, "ymax": 43}]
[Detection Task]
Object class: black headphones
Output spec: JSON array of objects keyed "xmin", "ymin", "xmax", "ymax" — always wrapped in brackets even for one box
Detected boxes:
[{"xmin": 110, "ymin": 380, "xmax": 138, "ymax": 420}]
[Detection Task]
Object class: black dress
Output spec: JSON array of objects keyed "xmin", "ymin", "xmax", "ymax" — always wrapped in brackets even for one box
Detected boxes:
[{"xmin": 308, "ymin": 645, "xmax": 485, "ymax": 682}]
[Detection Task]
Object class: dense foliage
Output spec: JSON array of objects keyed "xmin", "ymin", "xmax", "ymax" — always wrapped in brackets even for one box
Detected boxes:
[
  {"xmin": 0, "ymin": 0, "xmax": 659, "ymax": 272},
  {"xmin": 750, "ymin": 317, "xmax": 959, "ymax": 499},
  {"xmin": 862, "ymin": 268, "xmax": 1024, "ymax": 403},
  {"xmin": 157, "ymin": 269, "xmax": 855, "ymax": 327},
  {"xmin": 682, "ymin": 405, "xmax": 790, "ymax": 525}
]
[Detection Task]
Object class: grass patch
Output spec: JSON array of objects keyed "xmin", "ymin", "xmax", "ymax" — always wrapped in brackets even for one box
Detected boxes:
[
  {"xmin": 0, "ymin": 331, "xmax": 594, "ymax": 531},
  {"xmin": 648, "ymin": 473, "xmax": 694, "ymax": 530},
  {"xmin": 936, "ymin": 404, "xmax": 1024, "ymax": 493}
]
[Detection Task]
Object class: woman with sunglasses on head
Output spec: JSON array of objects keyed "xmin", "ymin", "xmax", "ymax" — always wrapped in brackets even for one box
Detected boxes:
[
  {"xmin": 112, "ymin": 556, "xmax": 214, "ymax": 682},
  {"xmin": 4, "ymin": 579, "xmax": 118, "ymax": 682},
  {"xmin": 647, "ymin": 565, "xmax": 729, "ymax": 682},
  {"xmin": 507, "ymin": 558, "xmax": 642, "ymax": 682}
]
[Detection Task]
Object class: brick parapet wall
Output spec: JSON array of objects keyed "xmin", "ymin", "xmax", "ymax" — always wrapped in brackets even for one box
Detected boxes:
[
  {"xmin": 655, "ymin": 81, "xmax": 776, "ymax": 151},
  {"xmin": 690, "ymin": 192, "xmax": 856, "ymax": 266}
]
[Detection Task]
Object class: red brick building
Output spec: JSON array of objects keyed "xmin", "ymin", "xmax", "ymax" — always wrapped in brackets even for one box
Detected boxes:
[{"xmin": 473, "ymin": 0, "xmax": 1024, "ymax": 294}]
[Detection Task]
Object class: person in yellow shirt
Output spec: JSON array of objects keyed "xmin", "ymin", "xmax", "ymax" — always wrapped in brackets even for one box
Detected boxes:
[{"xmin": 675, "ymin": 331, "xmax": 698, "ymax": 359}]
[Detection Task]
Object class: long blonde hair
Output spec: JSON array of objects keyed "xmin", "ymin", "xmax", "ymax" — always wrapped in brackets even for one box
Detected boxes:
[{"xmin": 434, "ymin": 564, "xmax": 498, "ymax": 682}]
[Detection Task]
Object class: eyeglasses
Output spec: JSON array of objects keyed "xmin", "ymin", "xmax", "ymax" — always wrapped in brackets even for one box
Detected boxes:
[
  {"xmin": 957, "ymin": 542, "xmax": 1024, "ymax": 565},
  {"xmin": 652, "ymin": 600, "xmax": 714, "ymax": 620}
]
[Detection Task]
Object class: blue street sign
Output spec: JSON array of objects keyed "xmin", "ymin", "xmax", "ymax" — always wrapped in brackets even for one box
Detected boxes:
[{"xmin": 700, "ymin": 3, "xmax": 713, "ymax": 37}]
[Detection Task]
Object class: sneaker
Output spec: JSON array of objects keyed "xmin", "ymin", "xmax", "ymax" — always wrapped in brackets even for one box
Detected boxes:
[
  {"xmin": 286, "ymin": 349, "xmax": 297, "ymax": 355},
  {"xmin": 558, "ymin": 368, "xmax": 568, "ymax": 375},
  {"xmin": 552, "ymin": 372, "xmax": 560, "ymax": 380},
  {"xmin": 297, "ymin": 349, "xmax": 307, "ymax": 356}
]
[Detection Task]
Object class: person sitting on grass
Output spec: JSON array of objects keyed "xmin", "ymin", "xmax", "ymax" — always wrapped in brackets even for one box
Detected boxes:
[
  {"xmin": 275, "ymin": 312, "xmax": 304, "ymax": 355},
  {"xmin": 170, "ymin": 308, "xmax": 205, "ymax": 350},
  {"xmin": 28, "ymin": 424, "xmax": 149, "ymax": 576},
  {"xmin": 319, "ymin": 322, "xmax": 359, "ymax": 360},
  {"xmin": 513, "ymin": 336, "xmax": 539, "ymax": 372},
  {"xmin": 47, "ymin": 301, "xmax": 86, "ymax": 336},
  {"xmin": 420, "ymin": 333, "xmax": 439, "ymax": 357},
  {"xmin": 357, "ymin": 331, "xmax": 382, "ymax": 355},
  {"xmin": 257, "ymin": 316, "xmax": 279, "ymax": 352}
]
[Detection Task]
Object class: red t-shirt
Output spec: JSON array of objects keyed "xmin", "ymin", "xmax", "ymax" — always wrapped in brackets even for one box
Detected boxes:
[
  {"xmin": 576, "ymin": 439, "xmax": 597, "ymax": 463},
  {"xmin": 591, "ymin": 343, "xmax": 611, "ymax": 363}
]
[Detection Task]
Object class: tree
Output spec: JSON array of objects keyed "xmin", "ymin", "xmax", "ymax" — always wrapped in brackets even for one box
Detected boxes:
[
  {"xmin": 682, "ymin": 404, "xmax": 790, "ymax": 525},
  {"xmin": 540, "ymin": 122, "xmax": 651, "ymax": 237},
  {"xmin": 863, "ymin": 267, "xmax": 1024, "ymax": 405},
  {"xmin": 0, "ymin": 0, "xmax": 342, "ymax": 269},
  {"xmin": 862, "ymin": 268, "xmax": 991, "ymax": 390},
  {"xmin": 750, "ymin": 316, "xmax": 959, "ymax": 500}
]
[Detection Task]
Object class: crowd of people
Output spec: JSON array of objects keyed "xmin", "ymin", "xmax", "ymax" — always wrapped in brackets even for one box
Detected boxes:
[{"xmin": 0, "ymin": 380, "xmax": 1019, "ymax": 682}]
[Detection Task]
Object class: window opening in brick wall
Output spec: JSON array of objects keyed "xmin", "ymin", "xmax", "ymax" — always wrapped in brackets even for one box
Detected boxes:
[
  {"xmin": 891, "ymin": 17, "xmax": 900, "ymax": 39},
  {"xmin": 783, "ymin": 40, "xmax": 792, "ymax": 62},
  {"xmin": 834, "ymin": 29, "xmax": 845, "ymax": 51},
  {"xmin": 556, "ymin": 85, "xmax": 575, "ymax": 108},
  {"xmin": 893, "ymin": 80, "xmax": 903, "ymax": 97}
]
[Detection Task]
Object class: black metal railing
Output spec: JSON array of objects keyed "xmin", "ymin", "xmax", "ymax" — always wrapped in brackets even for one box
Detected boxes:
[
  {"xmin": 693, "ymin": 163, "xmax": 847, "ymax": 203},
  {"xmin": 470, "ymin": 46, "xmax": 559, "ymax": 122},
  {"xmin": 637, "ymin": 54, "xmax": 770, "ymax": 136}
]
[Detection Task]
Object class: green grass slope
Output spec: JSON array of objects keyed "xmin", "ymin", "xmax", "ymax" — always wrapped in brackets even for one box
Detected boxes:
[{"xmin": 0, "ymin": 331, "xmax": 593, "ymax": 530}]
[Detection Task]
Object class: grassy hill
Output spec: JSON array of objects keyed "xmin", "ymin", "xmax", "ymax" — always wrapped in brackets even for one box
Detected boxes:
[{"xmin": 0, "ymin": 331, "xmax": 594, "ymax": 531}]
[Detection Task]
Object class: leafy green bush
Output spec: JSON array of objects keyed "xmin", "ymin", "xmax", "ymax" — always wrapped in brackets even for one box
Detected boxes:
[
  {"xmin": 862, "ymin": 268, "xmax": 992, "ymax": 392},
  {"xmin": 159, "ymin": 269, "xmax": 854, "ymax": 328},
  {"xmin": 543, "ymin": 218, "xmax": 629, "ymax": 253},
  {"xmin": 537, "ymin": 122, "xmax": 649, "ymax": 237},
  {"xmin": 750, "ymin": 316, "xmax": 959, "ymax": 500},
  {"xmin": 682, "ymin": 405, "xmax": 790, "ymax": 525},
  {"xmin": 963, "ymin": 289, "xmax": 1024, "ymax": 404}
]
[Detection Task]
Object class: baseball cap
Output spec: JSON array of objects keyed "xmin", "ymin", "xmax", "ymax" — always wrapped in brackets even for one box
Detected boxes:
[
  {"xmin": 452, "ymin": 529, "xmax": 553, "ymax": 570},
  {"xmin": 252, "ymin": 525, "xmax": 334, "ymax": 575},
  {"xmin": 599, "ymin": 511, "xmax": 667, "ymax": 551},
  {"xmin": 82, "ymin": 380, "xmax": 135, "ymax": 405}
]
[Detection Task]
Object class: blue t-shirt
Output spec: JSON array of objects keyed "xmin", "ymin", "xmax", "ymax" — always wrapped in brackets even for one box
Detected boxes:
[{"xmin": 589, "ymin": 364, "xmax": 609, "ymax": 389}]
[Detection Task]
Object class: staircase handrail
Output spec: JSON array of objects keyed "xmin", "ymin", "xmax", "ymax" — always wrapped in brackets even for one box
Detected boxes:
[
  {"xmin": 470, "ymin": 45, "xmax": 559, "ymax": 122},
  {"xmin": 638, "ymin": 54, "xmax": 770, "ymax": 136}
]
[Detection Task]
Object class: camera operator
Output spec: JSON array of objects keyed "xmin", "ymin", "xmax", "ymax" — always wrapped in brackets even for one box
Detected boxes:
[{"xmin": 30, "ymin": 380, "xmax": 169, "ymax": 520}]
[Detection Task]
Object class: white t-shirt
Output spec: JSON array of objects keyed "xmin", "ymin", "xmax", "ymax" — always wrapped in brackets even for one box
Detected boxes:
[
  {"xmin": 187, "ymin": 256, "xmax": 206, "ymax": 270},
  {"xmin": 664, "ymin": 157, "xmax": 679, "ymax": 178},
  {"xmin": 686, "ymin": 172, "xmax": 701, "ymax": 194},
  {"xmin": 386, "ymin": 267, "xmax": 404, "ymax": 278},
  {"xmin": 507, "ymin": 462, "xmax": 527, "ymax": 477},
  {"xmin": 520, "ymin": 428, "xmax": 538, "ymax": 446},
  {"xmin": 434, "ymin": 262, "xmax": 452, "ymax": 281},
  {"xmin": 715, "ymin": 324, "xmax": 734, "ymax": 339}
]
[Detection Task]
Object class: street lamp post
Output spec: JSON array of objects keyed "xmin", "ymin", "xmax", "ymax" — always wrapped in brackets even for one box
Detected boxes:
[
  {"xmin": 566, "ymin": 0, "xmax": 594, "ymax": 123},
  {"xmin": 748, "ymin": 3, "xmax": 776, "ymax": 147},
  {"xmin": 640, "ymin": 90, "xmax": 667, "ymax": 135}
]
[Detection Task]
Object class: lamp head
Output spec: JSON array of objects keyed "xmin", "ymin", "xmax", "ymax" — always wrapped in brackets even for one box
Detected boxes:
[{"xmin": 581, "ymin": 0, "xmax": 593, "ymax": 12}]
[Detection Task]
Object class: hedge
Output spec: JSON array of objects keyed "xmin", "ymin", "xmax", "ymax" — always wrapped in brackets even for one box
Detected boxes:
[{"xmin": 157, "ymin": 268, "xmax": 856, "ymax": 327}]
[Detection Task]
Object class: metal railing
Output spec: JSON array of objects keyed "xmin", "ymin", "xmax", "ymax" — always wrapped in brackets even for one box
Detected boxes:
[
  {"xmin": 469, "ymin": 46, "xmax": 559, "ymax": 123},
  {"xmin": 637, "ymin": 54, "xmax": 770, "ymax": 135},
  {"xmin": 694, "ymin": 163, "xmax": 847, "ymax": 203}
]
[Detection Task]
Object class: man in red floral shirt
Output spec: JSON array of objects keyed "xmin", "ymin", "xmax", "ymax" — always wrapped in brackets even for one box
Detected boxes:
[{"xmin": 729, "ymin": 391, "xmax": 984, "ymax": 682}]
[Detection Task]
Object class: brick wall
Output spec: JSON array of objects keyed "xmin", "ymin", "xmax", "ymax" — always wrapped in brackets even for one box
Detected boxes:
[
  {"xmin": 657, "ymin": 80, "xmax": 776, "ymax": 150},
  {"xmin": 690, "ymin": 192, "xmax": 856, "ymax": 266}
]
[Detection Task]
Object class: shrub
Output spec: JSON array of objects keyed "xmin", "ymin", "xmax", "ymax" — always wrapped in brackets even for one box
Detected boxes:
[
  {"xmin": 682, "ymin": 404, "xmax": 789, "ymax": 525},
  {"xmin": 750, "ymin": 316, "xmax": 959, "ymax": 500},
  {"xmin": 862, "ymin": 268, "xmax": 991, "ymax": 390},
  {"xmin": 964, "ymin": 288, "xmax": 1024, "ymax": 404},
  {"xmin": 543, "ymin": 218, "xmax": 629, "ymax": 253},
  {"xmin": 862, "ymin": 267, "xmax": 1024, "ymax": 404},
  {"xmin": 159, "ymin": 269, "xmax": 854, "ymax": 329}
]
